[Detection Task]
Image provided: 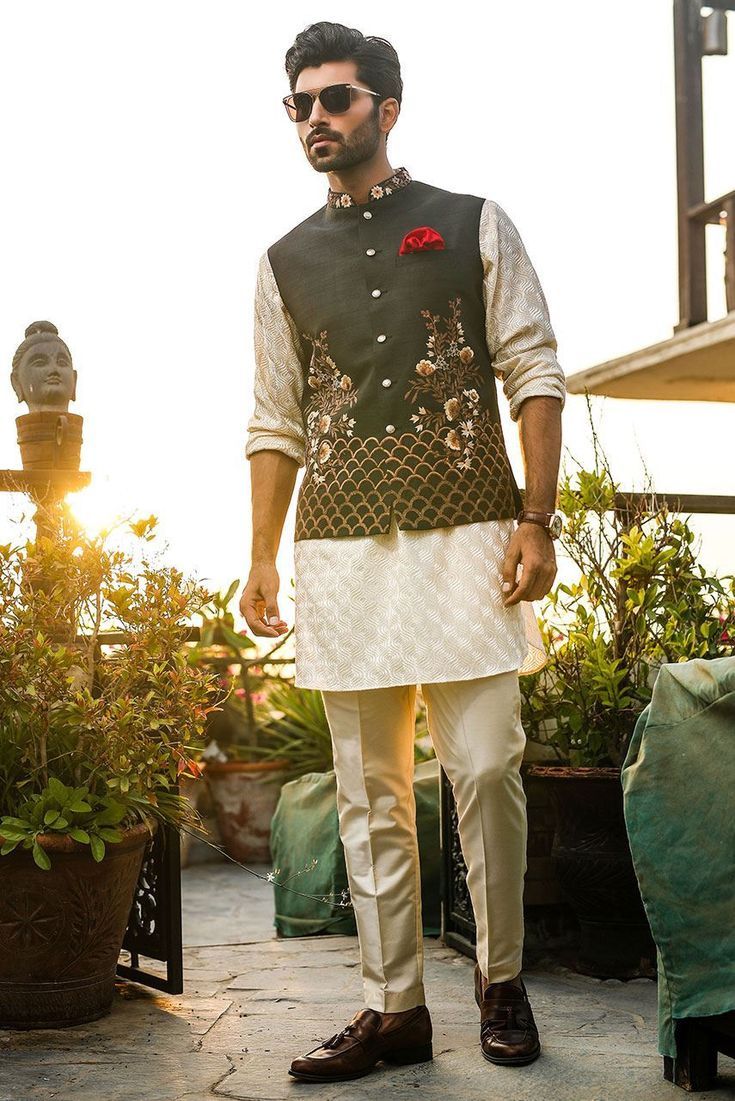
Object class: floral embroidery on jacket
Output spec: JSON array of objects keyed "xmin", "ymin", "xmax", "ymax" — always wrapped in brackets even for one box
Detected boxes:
[
  {"xmin": 326, "ymin": 166, "xmax": 412, "ymax": 210},
  {"xmin": 404, "ymin": 296, "xmax": 490, "ymax": 472},
  {"xmin": 301, "ymin": 328, "xmax": 359, "ymax": 485}
]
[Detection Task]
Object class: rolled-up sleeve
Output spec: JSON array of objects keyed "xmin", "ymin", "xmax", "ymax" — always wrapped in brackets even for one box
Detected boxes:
[
  {"xmin": 245, "ymin": 250, "xmax": 307, "ymax": 467},
  {"xmin": 480, "ymin": 199, "xmax": 566, "ymax": 423}
]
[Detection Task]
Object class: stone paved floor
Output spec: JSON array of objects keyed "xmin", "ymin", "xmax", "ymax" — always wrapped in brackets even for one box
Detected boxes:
[{"xmin": 1, "ymin": 862, "xmax": 733, "ymax": 1101}]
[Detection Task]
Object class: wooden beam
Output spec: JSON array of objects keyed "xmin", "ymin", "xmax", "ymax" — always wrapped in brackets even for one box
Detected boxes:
[
  {"xmin": 674, "ymin": 0, "xmax": 708, "ymax": 329},
  {"xmin": 0, "ymin": 469, "xmax": 91, "ymax": 494}
]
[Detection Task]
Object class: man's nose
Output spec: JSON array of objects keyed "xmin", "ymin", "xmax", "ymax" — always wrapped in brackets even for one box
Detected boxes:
[{"xmin": 307, "ymin": 95, "xmax": 331, "ymax": 128}]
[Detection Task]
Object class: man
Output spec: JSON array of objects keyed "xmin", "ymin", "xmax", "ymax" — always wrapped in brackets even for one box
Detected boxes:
[{"xmin": 241, "ymin": 20, "xmax": 565, "ymax": 1083}]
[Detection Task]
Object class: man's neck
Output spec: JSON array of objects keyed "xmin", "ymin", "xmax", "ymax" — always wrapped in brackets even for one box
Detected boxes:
[{"xmin": 326, "ymin": 159, "xmax": 395, "ymax": 205}]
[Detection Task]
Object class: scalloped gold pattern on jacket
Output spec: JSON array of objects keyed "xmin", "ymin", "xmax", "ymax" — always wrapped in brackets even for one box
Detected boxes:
[{"xmin": 294, "ymin": 418, "xmax": 518, "ymax": 540}]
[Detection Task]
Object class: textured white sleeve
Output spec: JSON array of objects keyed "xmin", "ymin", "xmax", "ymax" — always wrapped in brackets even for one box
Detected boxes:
[
  {"xmin": 245, "ymin": 250, "xmax": 307, "ymax": 466},
  {"xmin": 480, "ymin": 199, "xmax": 566, "ymax": 423}
]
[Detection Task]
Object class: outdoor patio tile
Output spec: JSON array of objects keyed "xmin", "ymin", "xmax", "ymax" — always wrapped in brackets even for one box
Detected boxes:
[
  {"xmin": 199, "ymin": 1009, "xmax": 339, "ymax": 1056},
  {"xmin": 0, "ymin": 1050, "xmax": 233, "ymax": 1101},
  {"xmin": 225, "ymin": 966, "xmax": 360, "ymax": 998},
  {"xmin": 322, "ymin": 1048, "xmax": 735, "ymax": 1101},
  {"xmin": 2, "ymin": 864, "xmax": 733, "ymax": 1100}
]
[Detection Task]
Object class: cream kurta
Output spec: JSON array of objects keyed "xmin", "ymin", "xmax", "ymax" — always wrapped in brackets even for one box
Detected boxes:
[{"xmin": 246, "ymin": 188, "xmax": 566, "ymax": 691}]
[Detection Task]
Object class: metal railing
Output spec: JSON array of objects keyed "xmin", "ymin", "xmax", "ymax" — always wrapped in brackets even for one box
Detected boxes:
[{"xmin": 674, "ymin": 0, "xmax": 735, "ymax": 329}]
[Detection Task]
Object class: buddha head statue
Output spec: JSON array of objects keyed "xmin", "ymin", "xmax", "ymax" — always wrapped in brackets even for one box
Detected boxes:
[{"xmin": 11, "ymin": 320, "xmax": 77, "ymax": 413}]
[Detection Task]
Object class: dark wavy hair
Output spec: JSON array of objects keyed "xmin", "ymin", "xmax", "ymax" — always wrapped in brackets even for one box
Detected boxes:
[{"xmin": 284, "ymin": 22, "xmax": 402, "ymax": 145}]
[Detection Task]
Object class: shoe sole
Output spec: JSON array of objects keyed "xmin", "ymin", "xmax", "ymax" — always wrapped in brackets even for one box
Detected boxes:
[
  {"xmin": 480, "ymin": 1042, "xmax": 541, "ymax": 1066},
  {"xmin": 288, "ymin": 1042, "xmax": 434, "ymax": 1082}
]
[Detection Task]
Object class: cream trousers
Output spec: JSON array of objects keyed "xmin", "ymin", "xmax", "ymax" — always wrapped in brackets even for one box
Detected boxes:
[{"xmin": 320, "ymin": 668, "xmax": 528, "ymax": 1013}]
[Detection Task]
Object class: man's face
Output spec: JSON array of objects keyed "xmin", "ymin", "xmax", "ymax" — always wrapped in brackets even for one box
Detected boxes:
[{"xmin": 294, "ymin": 60, "xmax": 387, "ymax": 174}]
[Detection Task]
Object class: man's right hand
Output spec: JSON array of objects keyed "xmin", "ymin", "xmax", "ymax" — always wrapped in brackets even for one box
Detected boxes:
[{"xmin": 240, "ymin": 563, "xmax": 290, "ymax": 637}]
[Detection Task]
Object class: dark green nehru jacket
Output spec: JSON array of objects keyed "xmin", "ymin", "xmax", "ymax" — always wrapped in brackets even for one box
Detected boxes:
[{"xmin": 267, "ymin": 166, "xmax": 523, "ymax": 541}]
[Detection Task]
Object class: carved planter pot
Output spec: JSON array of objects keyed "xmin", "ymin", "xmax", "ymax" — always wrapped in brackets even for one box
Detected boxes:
[
  {"xmin": 204, "ymin": 760, "xmax": 291, "ymax": 863},
  {"xmin": 178, "ymin": 774, "xmax": 223, "ymax": 867},
  {"xmin": 524, "ymin": 765, "xmax": 656, "ymax": 979},
  {"xmin": 16, "ymin": 410, "xmax": 84, "ymax": 471},
  {"xmin": 0, "ymin": 819, "xmax": 156, "ymax": 1029}
]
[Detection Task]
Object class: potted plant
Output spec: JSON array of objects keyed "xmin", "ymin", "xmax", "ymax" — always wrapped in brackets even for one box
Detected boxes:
[
  {"xmin": 189, "ymin": 582, "xmax": 294, "ymax": 863},
  {"xmin": 0, "ymin": 503, "xmax": 224, "ymax": 1028},
  {"xmin": 243, "ymin": 678, "xmax": 437, "ymax": 779},
  {"xmin": 521, "ymin": 403, "xmax": 735, "ymax": 978}
]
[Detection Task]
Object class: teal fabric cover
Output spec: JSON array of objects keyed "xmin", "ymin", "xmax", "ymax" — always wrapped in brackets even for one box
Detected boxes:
[
  {"xmin": 621, "ymin": 655, "xmax": 735, "ymax": 1059},
  {"xmin": 270, "ymin": 759, "xmax": 441, "ymax": 938}
]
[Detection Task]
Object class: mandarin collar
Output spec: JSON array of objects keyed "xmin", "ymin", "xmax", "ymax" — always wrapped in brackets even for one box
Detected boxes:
[{"xmin": 326, "ymin": 166, "xmax": 412, "ymax": 210}]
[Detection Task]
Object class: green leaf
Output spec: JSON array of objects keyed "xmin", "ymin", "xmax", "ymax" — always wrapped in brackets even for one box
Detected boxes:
[
  {"xmin": 67, "ymin": 801, "xmax": 92, "ymax": 814},
  {"xmin": 68, "ymin": 828, "xmax": 91, "ymax": 843},
  {"xmin": 95, "ymin": 801, "xmax": 127, "ymax": 826},
  {"xmin": 47, "ymin": 776, "xmax": 70, "ymax": 803},
  {"xmin": 97, "ymin": 828, "xmax": 123, "ymax": 843},
  {"xmin": 89, "ymin": 835, "xmax": 105, "ymax": 862},
  {"xmin": 0, "ymin": 817, "xmax": 31, "ymax": 830},
  {"xmin": 1, "ymin": 839, "xmax": 20, "ymax": 855},
  {"xmin": 44, "ymin": 810, "xmax": 60, "ymax": 826},
  {"xmin": 219, "ymin": 623, "xmax": 255, "ymax": 652},
  {"xmin": 223, "ymin": 578, "xmax": 240, "ymax": 606},
  {"xmin": 32, "ymin": 841, "xmax": 51, "ymax": 870}
]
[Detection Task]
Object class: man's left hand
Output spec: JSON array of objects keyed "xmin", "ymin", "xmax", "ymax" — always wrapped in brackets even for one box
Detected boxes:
[{"xmin": 501, "ymin": 522, "xmax": 557, "ymax": 606}]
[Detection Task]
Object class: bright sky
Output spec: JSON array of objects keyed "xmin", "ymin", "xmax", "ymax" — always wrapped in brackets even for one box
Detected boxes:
[{"xmin": 1, "ymin": 1, "xmax": 733, "ymax": 631}]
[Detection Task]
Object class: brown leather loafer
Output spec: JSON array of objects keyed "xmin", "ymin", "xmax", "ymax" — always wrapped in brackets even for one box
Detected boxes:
[
  {"xmin": 288, "ymin": 1004, "xmax": 433, "ymax": 1082},
  {"xmin": 474, "ymin": 963, "xmax": 541, "ymax": 1066}
]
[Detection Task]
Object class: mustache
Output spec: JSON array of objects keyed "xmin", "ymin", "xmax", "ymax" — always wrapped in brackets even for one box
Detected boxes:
[{"xmin": 308, "ymin": 133, "xmax": 339, "ymax": 147}]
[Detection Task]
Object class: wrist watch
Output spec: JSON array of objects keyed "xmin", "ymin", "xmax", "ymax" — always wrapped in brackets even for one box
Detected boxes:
[{"xmin": 516, "ymin": 508, "xmax": 563, "ymax": 540}]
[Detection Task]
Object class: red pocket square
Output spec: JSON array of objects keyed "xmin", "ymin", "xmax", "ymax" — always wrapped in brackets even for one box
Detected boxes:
[{"xmin": 398, "ymin": 226, "xmax": 445, "ymax": 254}]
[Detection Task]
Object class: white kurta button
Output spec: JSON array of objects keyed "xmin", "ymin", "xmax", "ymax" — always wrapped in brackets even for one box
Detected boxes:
[
  {"xmin": 382, "ymin": 378, "xmax": 392, "ymax": 387},
  {"xmin": 366, "ymin": 248, "xmax": 376, "ymax": 256},
  {"xmin": 376, "ymin": 333, "xmax": 387, "ymax": 342},
  {"xmin": 385, "ymin": 424, "xmax": 395, "ymax": 433},
  {"xmin": 371, "ymin": 288, "xmax": 381, "ymax": 298},
  {"xmin": 363, "ymin": 210, "xmax": 373, "ymax": 219}
]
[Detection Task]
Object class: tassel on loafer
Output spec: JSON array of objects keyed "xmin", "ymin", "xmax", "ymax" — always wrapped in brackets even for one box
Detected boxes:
[
  {"xmin": 288, "ymin": 1004, "xmax": 433, "ymax": 1082},
  {"xmin": 474, "ymin": 963, "xmax": 541, "ymax": 1066}
]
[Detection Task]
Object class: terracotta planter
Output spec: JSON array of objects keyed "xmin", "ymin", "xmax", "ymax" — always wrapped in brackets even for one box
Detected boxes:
[
  {"xmin": 525, "ymin": 765, "xmax": 656, "ymax": 978},
  {"xmin": 178, "ymin": 774, "xmax": 223, "ymax": 867},
  {"xmin": 0, "ymin": 818, "xmax": 156, "ymax": 1029},
  {"xmin": 204, "ymin": 759, "xmax": 291, "ymax": 863}
]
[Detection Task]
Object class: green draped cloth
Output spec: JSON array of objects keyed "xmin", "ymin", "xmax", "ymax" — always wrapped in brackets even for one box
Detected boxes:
[
  {"xmin": 270, "ymin": 759, "xmax": 441, "ymax": 938},
  {"xmin": 621, "ymin": 655, "xmax": 735, "ymax": 1059}
]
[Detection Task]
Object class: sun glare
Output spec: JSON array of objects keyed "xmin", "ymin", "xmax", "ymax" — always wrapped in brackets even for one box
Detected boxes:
[{"xmin": 65, "ymin": 477, "xmax": 140, "ymax": 541}]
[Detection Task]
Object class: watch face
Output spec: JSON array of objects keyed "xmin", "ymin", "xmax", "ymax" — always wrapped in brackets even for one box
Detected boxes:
[{"xmin": 550, "ymin": 514, "xmax": 563, "ymax": 538}]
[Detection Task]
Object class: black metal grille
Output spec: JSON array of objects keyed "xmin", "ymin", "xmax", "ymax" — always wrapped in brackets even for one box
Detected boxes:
[{"xmin": 117, "ymin": 819, "xmax": 183, "ymax": 994}]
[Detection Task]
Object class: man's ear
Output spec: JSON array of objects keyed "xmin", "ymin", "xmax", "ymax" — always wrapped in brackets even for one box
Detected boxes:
[{"xmin": 382, "ymin": 98, "xmax": 400, "ymax": 135}]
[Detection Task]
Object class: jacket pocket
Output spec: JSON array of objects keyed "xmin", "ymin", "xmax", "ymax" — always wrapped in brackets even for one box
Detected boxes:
[{"xmin": 394, "ymin": 247, "xmax": 456, "ymax": 267}]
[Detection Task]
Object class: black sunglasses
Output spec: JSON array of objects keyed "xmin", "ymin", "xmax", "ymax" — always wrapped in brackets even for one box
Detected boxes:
[{"xmin": 283, "ymin": 82, "xmax": 382, "ymax": 123}]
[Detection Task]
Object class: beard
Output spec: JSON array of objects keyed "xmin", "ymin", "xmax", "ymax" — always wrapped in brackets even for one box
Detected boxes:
[{"xmin": 307, "ymin": 109, "xmax": 382, "ymax": 173}]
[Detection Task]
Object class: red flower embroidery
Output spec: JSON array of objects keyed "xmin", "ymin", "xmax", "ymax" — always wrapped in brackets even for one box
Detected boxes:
[{"xmin": 398, "ymin": 226, "xmax": 445, "ymax": 255}]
